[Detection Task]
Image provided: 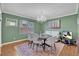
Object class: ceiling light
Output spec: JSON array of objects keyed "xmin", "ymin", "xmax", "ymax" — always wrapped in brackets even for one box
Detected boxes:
[{"xmin": 36, "ymin": 10, "xmax": 46, "ymax": 22}]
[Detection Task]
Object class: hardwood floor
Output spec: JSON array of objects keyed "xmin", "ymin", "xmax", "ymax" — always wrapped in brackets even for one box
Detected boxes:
[
  {"xmin": 0, "ymin": 40, "xmax": 79, "ymax": 56},
  {"xmin": 1, "ymin": 40, "xmax": 28, "ymax": 56},
  {"xmin": 0, "ymin": 47, "xmax": 1, "ymax": 55},
  {"xmin": 59, "ymin": 45, "xmax": 78, "ymax": 56}
]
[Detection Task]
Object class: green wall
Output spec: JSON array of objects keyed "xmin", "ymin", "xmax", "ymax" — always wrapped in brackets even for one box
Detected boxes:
[
  {"xmin": 0, "ymin": 5, "xmax": 2, "ymax": 45},
  {"xmin": 59, "ymin": 14, "xmax": 78, "ymax": 40},
  {"xmin": 2, "ymin": 13, "xmax": 78, "ymax": 43},
  {"xmin": 44, "ymin": 14, "xmax": 78, "ymax": 40},
  {"xmin": 34, "ymin": 22, "xmax": 41, "ymax": 34},
  {"xmin": 2, "ymin": 13, "xmax": 40, "ymax": 43},
  {"xmin": 77, "ymin": 7, "xmax": 79, "ymax": 38},
  {"xmin": 38, "ymin": 22, "xmax": 45, "ymax": 34}
]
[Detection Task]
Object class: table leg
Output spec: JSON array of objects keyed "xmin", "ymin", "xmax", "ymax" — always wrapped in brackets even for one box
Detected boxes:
[{"xmin": 43, "ymin": 44, "xmax": 46, "ymax": 51}]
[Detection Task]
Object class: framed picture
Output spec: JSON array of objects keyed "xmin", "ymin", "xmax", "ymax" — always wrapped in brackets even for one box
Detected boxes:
[
  {"xmin": 51, "ymin": 20, "xmax": 61, "ymax": 29},
  {"xmin": 19, "ymin": 20, "xmax": 28, "ymax": 34},
  {"xmin": 47, "ymin": 19, "xmax": 61, "ymax": 29},
  {"xmin": 6, "ymin": 18, "xmax": 18, "ymax": 26},
  {"xmin": 19, "ymin": 20, "xmax": 34, "ymax": 34},
  {"xmin": 28, "ymin": 22, "xmax": 34, "ymax": 32}
]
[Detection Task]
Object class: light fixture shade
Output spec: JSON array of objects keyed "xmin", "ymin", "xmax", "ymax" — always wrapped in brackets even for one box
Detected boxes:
[
  {"xmin": 36, "ymin": 10, "xmax": 46, "ymax": 22},
  {"xmin": 36, "ymin": 15, "xmax": 46, "ymax": 22}
]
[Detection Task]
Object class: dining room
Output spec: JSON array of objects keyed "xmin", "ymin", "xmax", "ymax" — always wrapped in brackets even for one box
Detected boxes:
[{"xmin": 0, "ymin": 3, "xmax": 79, "ymax": 56}]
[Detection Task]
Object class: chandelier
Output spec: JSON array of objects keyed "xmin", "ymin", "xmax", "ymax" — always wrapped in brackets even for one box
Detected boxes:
[{"xmin": 36, "ymin": 10, "xmax": 46, "ymax": 22}]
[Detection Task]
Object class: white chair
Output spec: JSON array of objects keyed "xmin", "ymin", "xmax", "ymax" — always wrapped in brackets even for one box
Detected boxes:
[
  {"xmin": 27, "ymin": 33, "xmax": 34, "ymax": 48},
  {"xmin": 46, "ymin": 36, "xmax": 58, "ymax": 54},
  {"xmin": 27, "ymin": 33, "xmax": 42, "ymax": 51},
  {"xmin": 32, "ymin": 33, "xmax": 43, "ymax": 51}
]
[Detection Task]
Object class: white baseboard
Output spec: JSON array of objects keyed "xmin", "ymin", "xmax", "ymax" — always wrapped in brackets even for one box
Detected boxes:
[{"xmin": 1, "ymin": 39, "xmax": 27, "ymax": 46}]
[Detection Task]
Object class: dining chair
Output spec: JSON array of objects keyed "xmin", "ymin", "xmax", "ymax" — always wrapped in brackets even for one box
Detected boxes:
[
  {"xmin": 46, "ymin": 36, "xmax": 58, "ymax": 54},
  {"xmin": 27, "ymin": 33, "xmax": 42, "ymax": 51},
  {"xmin": 32, "ymin": 33, "xmax": 43, "ymax": 51},
  {"xmin": 27, "ymin": 33, "xmax": 34, "ymax": 48}
]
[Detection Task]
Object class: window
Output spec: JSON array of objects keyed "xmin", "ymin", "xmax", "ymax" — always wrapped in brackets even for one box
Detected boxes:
[{"xmin": 6, "ymin": 18, "xmax": 18, "ymax": 26}]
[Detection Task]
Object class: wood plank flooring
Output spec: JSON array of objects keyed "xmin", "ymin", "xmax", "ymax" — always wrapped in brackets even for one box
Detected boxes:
[
  {"xmin": 0, "ymin": 47, "xmax": 1, "ymax": 55},
  {"xmin": 59, "ymin": 45, "xmax": 78, "ymax": 56},
  {"xmin": 1, "ymin": 40, "xmax": 28, "ymax": 56},
  {"xmin": 0, "ymin": 40, "xmax": 79, "ymax": 56}
]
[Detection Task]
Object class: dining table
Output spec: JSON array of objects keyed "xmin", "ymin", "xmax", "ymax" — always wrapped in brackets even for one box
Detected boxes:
[{"xmin": 38, "ymin": 35, "xmax": 51, "ymax": 51}]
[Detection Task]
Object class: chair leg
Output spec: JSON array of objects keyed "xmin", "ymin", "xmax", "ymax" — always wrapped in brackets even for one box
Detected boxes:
[
  {"xmin": 28, "ymin": 42, "xmax": 31, "ymax": 48},
  {"xmin": 51, "ymin": 46, "xmax": 53, "ymax": 54},
  {"xmin": 54, "ymin": 43, "xmax": 56, "ymax": 51},
  {"xmin": 36, "ymin": 44, "xmax": 39, "ymax": 52},
  {"xmin": 32, "ymin": 43, "xmax": 35, "ymax": 50},
  {"xmin": 29, "ymin": 43, "xmax": 32, "ymax": 48},
  {"xmin": 50, "ymin": 44, "xmax": 57, "ymax": 55},
  {"xmin": 54, "ymin": 43, "xmax": 56, "ymax": 55},
  {"xmin": 28, "ymin": 41, "xmax": 33, "ymax": 48},
  {"xmin": 28, "ymin": 43, "xmax": 29, "ymax": 46}
]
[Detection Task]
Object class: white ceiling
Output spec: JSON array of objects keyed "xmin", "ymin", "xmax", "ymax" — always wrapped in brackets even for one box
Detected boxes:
[{"xmin": 1, "ymin": 3, "xmax": 78, "ymax": 21}]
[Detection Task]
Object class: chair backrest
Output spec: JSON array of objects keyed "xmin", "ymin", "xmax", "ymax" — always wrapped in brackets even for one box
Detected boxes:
[
  {"xmin": 45, "ymin": 30, "xmax": 59, "ymax": 37},
  {"xmin": 52, "ymin": 31, "xmax": 59, "ymax": 38},
  {"xmin": 32, "ymin": 33, "xmax": 39, "ymax": 42},
  {"xmin": 46, "ymin": 36, "xmax": 58, "ymax": 45},
  {"xmin": 40, "ymin": 33, "xmax": 51, "ymax": 39},
  {"xmin": 47, "ymin": 31, "xmax": 59, "ymax": 44},
  {"xmin": 27, "ymin": 33, "xmax": 33, "ymax": 41},
  {"xmin": 28, "ymin": 33, "xmax": 39, "ymax": 42}
]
